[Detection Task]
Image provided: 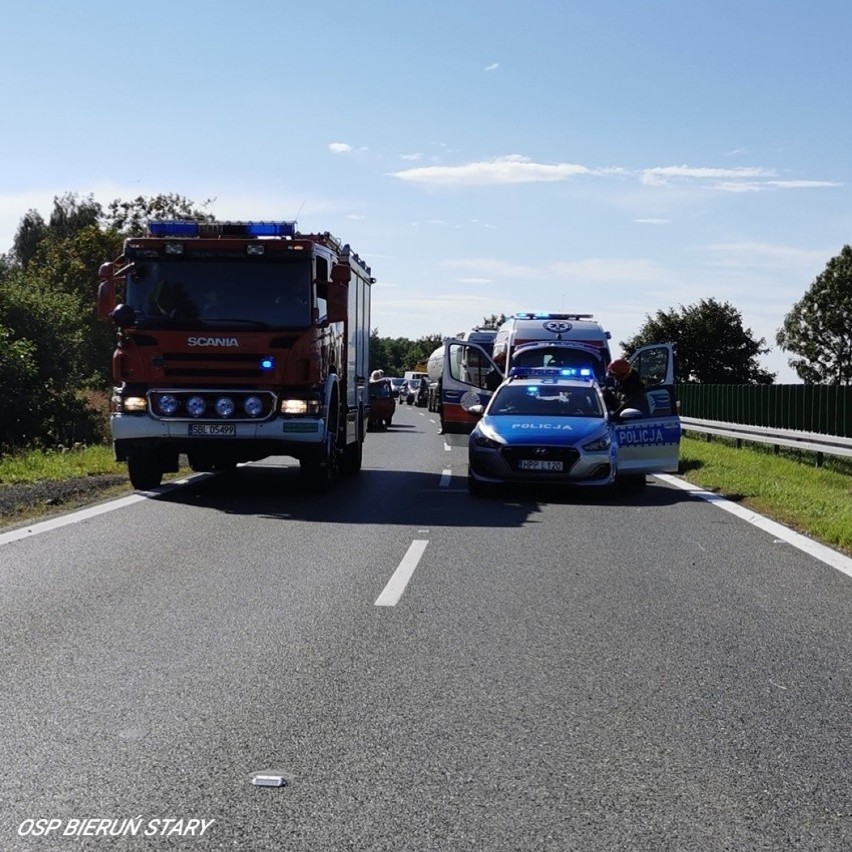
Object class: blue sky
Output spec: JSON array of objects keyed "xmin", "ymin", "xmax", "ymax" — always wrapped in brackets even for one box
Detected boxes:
[{"xmin": 2, "ymin": 1, "xmax": 851, "ymax": 383}]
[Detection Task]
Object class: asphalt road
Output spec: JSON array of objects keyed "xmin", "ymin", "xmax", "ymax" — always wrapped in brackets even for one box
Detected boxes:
[{"xmin": 2, "ymin": 403, "xmax": 851, "ymax": 851}]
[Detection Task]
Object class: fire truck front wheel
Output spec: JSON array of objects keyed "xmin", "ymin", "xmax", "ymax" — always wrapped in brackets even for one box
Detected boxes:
[
  {"xmin": 300, "ymin": 431, "xmax": 336, "ymax": 492},
  {"xmin": 340, "ymin": 436, "xmax": 363, "ymax": 475},
  {"xmin": 127, "ymin": 451, "xmax": 164, "ymax": 491}
]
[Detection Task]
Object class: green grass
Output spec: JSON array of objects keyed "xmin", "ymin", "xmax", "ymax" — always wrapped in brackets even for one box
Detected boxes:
[
  {"xmin": 679, "ymin": 434, "xmax": 852, "ymax": 556},
  {"xmin": 0, "ymin": 443, "xmax": 125, "ymax": 484}
]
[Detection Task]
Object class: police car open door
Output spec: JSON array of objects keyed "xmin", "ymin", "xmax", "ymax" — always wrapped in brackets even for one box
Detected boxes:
[
  {"xmin": 613, "ymin": 343, "xmax": 681, "ymax": 477},
  {"xmin": 440, "ymin": 339, "xmax": 501, "ymax": 434}
]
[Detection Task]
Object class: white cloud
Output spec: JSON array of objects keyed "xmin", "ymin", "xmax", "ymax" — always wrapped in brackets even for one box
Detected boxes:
[
  {"xmin": 764, "ymin": 180, "xmax": 843, "ymax": 189},
  {"xmin": 392, "ymin": 156, "xmax": 838, "ymax": 194},
  {"xmin": 329, "ymin": 142, "xmax": 353, "ymax": 154},
  {"xmin": 640, "ymin": 165, "xmax": 775, "ymax": 186},
  {"xmin": 484, "ymin": 63, "xmax": 499, "ymax": 72},
  {"xmin": 393, "ymin": 155, "xmax": 589, "ymax": 186},
  {"xmin": 635, "ymin": 218, "xmax": 670, "ymax": 225}
]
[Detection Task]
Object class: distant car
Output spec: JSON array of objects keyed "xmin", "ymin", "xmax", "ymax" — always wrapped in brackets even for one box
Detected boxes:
[
  {"xmin": 368, "ymin": 379, "xmax": 395, "ymax": 430},
  {"xmin": 415, "ymin": 377, "xmax": 429, "ymax": 407},
  {"xmin": 400, "ymin": 380, "xmax": 417, "ymax": 405},
  {"xmin": 388, "ymin": 377, "xmax": 406, "ymax": 398},
  {"xmin": 467, "ymin": 370, "xmax": 616, "ymax": 495}
]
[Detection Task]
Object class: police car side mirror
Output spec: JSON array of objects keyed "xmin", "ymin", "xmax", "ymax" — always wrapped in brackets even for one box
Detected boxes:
[
  {"xmin": 468, "ymin": 404, "xmax": 485, "ymax": 418},
  {"xmin": 618, "ymin": 408, "xmax": 644, "ymax": 420}
]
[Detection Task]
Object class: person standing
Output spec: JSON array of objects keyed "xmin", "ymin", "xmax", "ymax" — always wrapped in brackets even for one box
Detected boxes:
[{"xmin": 605, "ymin": 358, "xmax": 649, "ymax": 415}]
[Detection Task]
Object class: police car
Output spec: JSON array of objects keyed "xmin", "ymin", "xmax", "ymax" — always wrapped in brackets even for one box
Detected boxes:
[
  {"xmin": 467, "ymin": 367, "xmax": 616, "ymax": 494},
  {"xmin": 467, "ymin": 362, "xmax": 681, "ymax": 495}
]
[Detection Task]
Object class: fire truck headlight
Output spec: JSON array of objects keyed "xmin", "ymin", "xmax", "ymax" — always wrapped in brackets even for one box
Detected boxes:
[
  {"xmin": 215, "ymin": 396, "xmax": 235, "ymax": 418},
  {"xmin": 281, "ymin": 399, "xmax": 309, "ymax": 415},
  {"xmin": 186, "ymin": 395, "xmax": 207, "ymax": 417},
  {"xmin": 121, "ymin": 396, "xmax": 148, "ymax": 413},
  {"xmin": 157, "ymin": 394, "xmax": 179, "ymax": 416},
  {"xmin": 280, "ymin": 398, "xmax": 321, "ymax": 416},
  {"xmin": 243, "ymin": 395, "xmax": 264, "ymax": 417}
]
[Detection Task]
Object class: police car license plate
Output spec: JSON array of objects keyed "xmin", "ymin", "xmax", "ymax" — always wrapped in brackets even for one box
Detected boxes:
[
  {"xmin": 189, "ymin": 424, "xmax": 236, "ymax": 437},
  {"xmin": 519, "ymin": 459, "xmax": 563, "ymax": 471}
]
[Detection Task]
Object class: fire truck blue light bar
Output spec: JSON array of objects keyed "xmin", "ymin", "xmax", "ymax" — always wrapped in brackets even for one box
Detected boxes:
[
  {"xmin": 149, "ymin": 221, "xmax": 199, "ymax": 237},
  {"xmin": 148, "ymin": 221, "xmax": 297, "ymax": 238}
]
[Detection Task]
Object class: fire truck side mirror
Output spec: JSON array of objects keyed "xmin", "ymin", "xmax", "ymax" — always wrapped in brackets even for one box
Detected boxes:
[
  {"xmin": 110, "ymin": 304, "xmax": 137, "ymax": 328},
  {"xmin": 327, "ymin": 280, "xmax": 348, "ymax": 323},
  {"xmin": 331, "ymin": 263, "xmax": 349, "ymax": 284},
  {"xmin": 97, "ymin": 262, "xmax": 117, "ymax": 318}
]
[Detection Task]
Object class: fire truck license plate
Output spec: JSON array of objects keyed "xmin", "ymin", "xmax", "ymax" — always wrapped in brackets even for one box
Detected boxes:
[
  {"xmin": 189, "ymin": 424, "xmax": 236, "ymax": 437},
  {"xmin": 519, "ymin": 459, "xmax": 563, "ymax": 471}
]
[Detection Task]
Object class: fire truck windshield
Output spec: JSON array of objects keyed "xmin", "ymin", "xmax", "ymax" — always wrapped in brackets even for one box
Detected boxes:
[{"xmin": 124, "ymin": 258, "xmax": 313, "ymax": 329}]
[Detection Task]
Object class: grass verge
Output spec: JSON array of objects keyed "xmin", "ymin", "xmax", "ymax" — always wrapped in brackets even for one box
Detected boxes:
[
  {"xmin": 0, "ymin": 444, "xmax": 190, "ymax": 530},
  {"xmin": 679, "ymin": 433, "xmax": 852, "ymax": 557},
  {"xmin": 0, "ymin": 444, "xmax": 126, "ymax": 484}
]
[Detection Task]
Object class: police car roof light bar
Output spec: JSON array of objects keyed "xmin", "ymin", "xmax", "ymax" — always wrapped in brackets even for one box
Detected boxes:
[{"xmin": 508, "ymin": 366, "xmax": 595, "ymax": 379}]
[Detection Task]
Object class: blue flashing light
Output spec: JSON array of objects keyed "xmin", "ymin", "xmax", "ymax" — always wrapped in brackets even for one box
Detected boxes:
[
  {"xmin": 149, "ymin": 221, "xmax": 199, "ymax": 237},
  {"xmin": 245, "ymin": 221, "xmax": 296, "ymax": 237},
  {"xmin": 148, "ymin": 220, "xmax": 297, "ymax": 238},
  {"xmin": 260, "ymin": 356, "xmax": 275, "ymax": 371},
  {"xmin": 509, "ymin": 366, "xmax": 595, "ymax": 380}
]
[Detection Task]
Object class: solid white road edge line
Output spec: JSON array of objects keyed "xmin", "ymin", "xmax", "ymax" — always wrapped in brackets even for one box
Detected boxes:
[
  {"xmin": 655, "ymin": 473, "xmax": 852, "ymax": 578},
  {"xmin": 375, "ymin": 539, "xmax": 429, "ymax": 607},
  {"xmin": 0, "ymin": 476, "xmax": 208, "ymax": 548}
]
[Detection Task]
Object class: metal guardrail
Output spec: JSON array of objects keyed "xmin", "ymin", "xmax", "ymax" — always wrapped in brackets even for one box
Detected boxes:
[{"xmin": 679, "ymin": 417, "xmax": 852, "ymax": 464}]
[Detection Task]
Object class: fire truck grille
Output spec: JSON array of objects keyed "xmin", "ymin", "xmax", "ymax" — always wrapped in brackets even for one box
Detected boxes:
[{"xmin": 159, "ymin": 352, "xmax": 271, "ymax": 379}]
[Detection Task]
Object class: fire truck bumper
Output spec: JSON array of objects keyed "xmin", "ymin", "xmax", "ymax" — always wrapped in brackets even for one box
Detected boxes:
[{"xmin": 110, "ymin": 414, "xmax": 328, "ymax": 460}]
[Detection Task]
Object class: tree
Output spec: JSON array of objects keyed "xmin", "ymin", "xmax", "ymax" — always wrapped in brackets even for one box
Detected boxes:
[
  {"xmin": 369, "ymin": 331, "xmax": 444, "ymax": 376},
  {"xmin": 479, "ymin": 313, "xmax": 507, "ymax": 330},
  {"xmin": 621, "ymin": 298, "xmax": 775, "ymax": 385},
  {"xmin": 48, "ymin": 192, "xmax": 101, "ymax": 241},
  {"xmin": 0, "ymin": 272, "xmax": 104, "ymax": 450},
  {"xmin": 105, "ymin": 193, "xmax": 215, "ymax": 236},
  {"xmin": 776, "ymin": 245, "xmax": 852, "ymax": 384},
  {"xmin": 405, "ymin": 333, "xmax": 444, "ymax": 370},
  {"xmin": 11, "ymin": 209, "xmax": 48, "ymax": 269}
]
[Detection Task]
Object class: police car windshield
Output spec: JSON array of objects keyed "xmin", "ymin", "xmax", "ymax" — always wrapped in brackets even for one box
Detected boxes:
[{"xmin": 488, "ymin": 384, "xmax": 603, "ymax": 418}]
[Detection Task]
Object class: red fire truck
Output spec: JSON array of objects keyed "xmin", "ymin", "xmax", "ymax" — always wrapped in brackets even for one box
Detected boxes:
[{"xmin": 96, "ymin": 220, "xmax": 374, "ymax": 491}]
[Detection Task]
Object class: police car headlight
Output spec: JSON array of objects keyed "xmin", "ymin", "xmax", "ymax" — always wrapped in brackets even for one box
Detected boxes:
[
  {"xmin": 472, "ymin": 426, "xmax": 504, "ymax": 449},
  {"xmin": 583, "ymin": 433, "xmax": 611, "ymax": 452}
]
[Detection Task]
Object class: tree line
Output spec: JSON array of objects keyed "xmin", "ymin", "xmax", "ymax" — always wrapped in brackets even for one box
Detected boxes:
[{"xmin": 1, "ymin": 192, "xmax": 850, "ymax": 456}]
